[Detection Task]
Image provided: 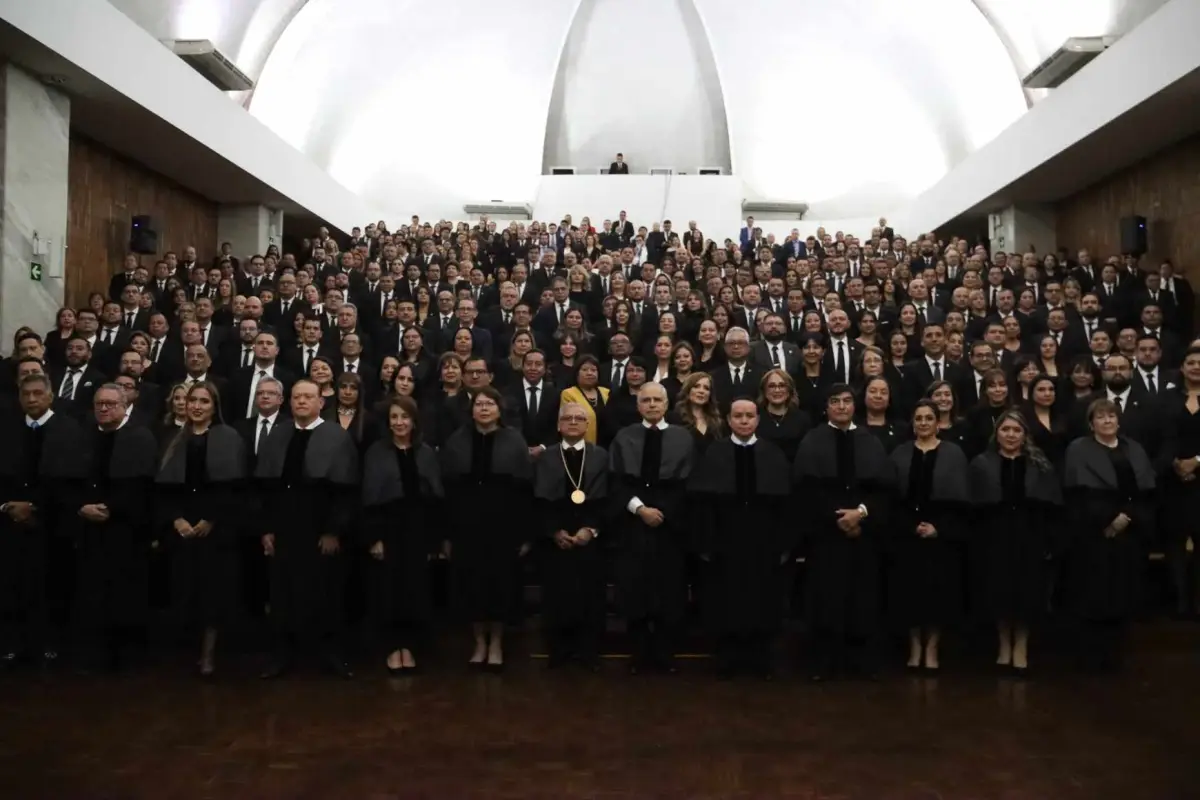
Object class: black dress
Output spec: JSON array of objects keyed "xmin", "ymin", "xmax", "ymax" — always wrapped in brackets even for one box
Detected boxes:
[
  {"xmin": 888, "ymin": 443, "xmax": 968, "ymax": 628},
  {"xmin": 364, "ymin": 445, "xmax": 441, "ymax": 651},
  {"xmin": 757, "ymin": 407, "xmax": 812, "ymax": 463},
  {"xmin": 864, "ymin": 419, "xmax": 911, "ymax": 454},
  {"xmin": 1160, "ymin": 395, "xmax": 1200, "ymax": 590},
  {"xmin": 158, "ymin": 434, "xmax": 240, "ymax": 627}
]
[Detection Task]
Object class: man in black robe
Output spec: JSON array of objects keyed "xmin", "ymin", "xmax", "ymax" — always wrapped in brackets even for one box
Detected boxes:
[
  {"xmin": 534, "ymin": 402, "xmax": 610, "ymax": 670},
  {"xmin": 0, "ymin": 374, "xmax": 87, "ymax": 667},
  {"xmin": 690, "ymin": 399, "xmax": 793, "ymax": 679},
  {"xmin": 72, "ymin": 384, "xmax": 157, "ymax": 670},
  {"xmin": 256, "ymin": 378, "xmax": 359, "ymax": 679},
  {"xmin": 793, "ymin": 383, "xmax": 894, "ymax": 680},
  {"xmin": 609, "ymin": 382, "xmax": 695, "ymax": 674}
]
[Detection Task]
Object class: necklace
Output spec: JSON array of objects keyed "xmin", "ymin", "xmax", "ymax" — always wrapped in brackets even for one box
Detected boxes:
[
  {"xmin": 338, "ymin": 407, "xmax": 355, "ymax": 417},
  {"xmin": 560, "ymin": 444, "xmax": 587, "ymax": 504}
]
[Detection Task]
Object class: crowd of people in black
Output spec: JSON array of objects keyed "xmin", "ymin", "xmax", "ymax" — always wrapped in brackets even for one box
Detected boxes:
[{"xmin": 1, "ymin": 211, "xmax": 1196, "ymax": 681}]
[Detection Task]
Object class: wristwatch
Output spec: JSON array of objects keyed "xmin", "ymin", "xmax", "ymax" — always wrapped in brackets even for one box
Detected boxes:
[
  {"xmin": 857, "ymin": 504, "xmax": 869, "ymax": 518},
  {"xmin": 585, "ymin": 527, "xmax": 599, "ymax": 539}
]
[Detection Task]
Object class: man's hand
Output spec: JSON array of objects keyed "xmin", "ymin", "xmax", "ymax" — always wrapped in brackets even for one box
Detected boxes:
[
  {"xmin": 262, "ymin": 533, "xmax": 275, "ymax": 557},
  {"xmin": 637, "ymin": 507, "xmax": 665, "ymax": 527},
  {"xmin": 174, "ymin": 518, "xmax": 195, "ymax": 538},
  {"xmin": 518, "ymin": 541, "xmax": 532, "ymax": 558},
  {"xmin": 554, "ymin": 530, "xmax": 574, "ymax": 550},
  {"xmin": 192, "ymin": 520, "xmax": 212, "ymax": 538},
  {"xmin": 5, "ymin": 501, "xmax": 34, "ymax": 524},
  {"xmin": 1174, "ymin": 458, "xmax": 1198, "ymax": 480},
  {"xmin": 572, "ymin": 528, "xmax": 595, "ymax": 546},
  {"xmin": 369, "ymin": 540, "xmax": 385, "ymax": 560},
  {"xmin": 916, "ymin": 522, "xmax": 937, "ymax": 538},
  {"xmin": 529, "ymin": 445, "xmax": 546, "ymax": 458},
  {"xmin": 318, "ymin": 534, "xmax": 340, "ymax": 555},
  {"xmin": 1111, "ymin": 513, "xmax": 1131, "ymax": 534},
  {"xmin": 835, "ymin": 508, "xmax": 864, "ymax": 532},
  {"xmin": 79, "ymin": 504, "xmax": 110, "ymax": 523}
]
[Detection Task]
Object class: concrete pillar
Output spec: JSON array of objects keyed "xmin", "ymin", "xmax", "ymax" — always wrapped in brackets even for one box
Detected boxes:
[
  {"xmin": 217, "ymin": 205, "xmax": 284, "ymax": 262},
  {"xmin": 0, "ymin": 63, "xmax": 69, "ymax": 345},
  {"xmin": 988, "ymin": 204, "xmax": 1057, "ymax": 259}
]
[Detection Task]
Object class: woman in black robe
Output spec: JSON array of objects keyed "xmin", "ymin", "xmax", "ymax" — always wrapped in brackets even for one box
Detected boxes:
[
  {"xmin": 969, "ymin": 409, "xmax": 1062, "ymax": 676},
  {"xmin": 1159, "ymin": 346, "xmax": 1200, "ymax": 617},
  {"xmin": 533, "ymin": 402, "xmax": 609, "ymax": 670},
  {"xmin": 155, "ymin": 382, "xmax": 247, "ymax": 676},
  {"xmin": 756, "ymin": 369, "xmax": 812, "ymax": 463},
  {"xmin": 690, "ymin": 400, "xmax": 793, "ymax": 679},
  {"xmin": 888, "ymin": 400, "xmax": 970, "ymax": 673},
  {"xmin": 71, "ymin": 386, "xmax": 157, "ymax": 671},
  {"xmin": 665, "ymin": 371, "xmax": 722, "ymax": 458},
  {"xmin": 793, "ymin": 384, "xmax": 895, "ymax": 680},
  {"xmin": 1063, "ymin": 397, "xmax": 1157, "ymax": 671},
  {"xmin": 965, "ymin": 368, "xmax": 1011, "ymax": 459},
  {"xmin": 1024, "ymin": 374, "xmax": 1069, "ymax": 472},
  {"xmin": 439, "ymin": 385, "xmax": 533, "ymax": 671},
  {"xmin": 362, "ymin": 395, "xmax": 443, "ymax": 674},
  {"xmin": 925, "ymin": 380, "xmax": 972, "ymax": 452},
  {"xmin": 603, "ymin": 357, "xmax": 649, "ymax": 440},
  {"xmin": 420, "ymin": 353, "xmax": 471, "ymax": 449},
  {"xmin": 859, "ymin": 375, "xmax": 911, "ymax": 454}
]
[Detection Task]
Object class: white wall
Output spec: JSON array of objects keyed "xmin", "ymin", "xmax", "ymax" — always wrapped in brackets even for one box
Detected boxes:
[
  {"xmin": 0, "ymin": 64, "xmax": 69, "ymax": 344},
  {"xmin": 0, "ymin": 0, "xmax": 381, "ymax": 231},
  {"xmin": 543, "ymin": 0, "xmax": 731, "ymax": 174},
  {"xmin": 903, "ymin": 0, "xmax": 1197, "ymax": 233}
]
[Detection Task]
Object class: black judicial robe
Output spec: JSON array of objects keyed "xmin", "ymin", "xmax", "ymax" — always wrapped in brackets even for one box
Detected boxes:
[
  {"xmin": 73, "ymin": 424, "xmax": 157, "ymax": 632},
  {"xmin": 757, "ymin": 406, "xmax": 812, "ymax": 463},
  {"xmin": 361, "ymin": 441, "xmax": 443, "ymax": 629},
  {"xmin": 255, "ymin": 421, "xmax": 359, "ymax": 636},
  {"xmin": 888, "ymin": 441, "xmax": 970, "ymax": 627},
  {"xmin": 864, "ymin": 419, "xmax": 912, "ymax": 455},
  {"xmin": 969, "ymin": 451, "xmax": 1063, "ymax": 621},
  {"xmin": 439, "ymin": 426, "xmax": 532, "ymax": 621},
  {"xmin": 1063, "ymin": 437, "xmax": 1156, "ymax": 621},
  {"xmin": 608, "ymin": 424, "xmax": 695, "ymax": 622},
  {"xmin": 0, "ymin": 413, "xmax": 86, "ymax": 647},
  {"xmin": 690, "ymin": 438, "xmax": 792, "ymax": 635},
  {"xmin": 793, "ymin": 425, "xmax": 894, "ymax": 637},
  {"xmin": 534, "ymin": 442, "xmax": 609, "ymax": 631},
  {"xmin": 156, "ymin": 425, "xmax": 247, "ymax": 627}
]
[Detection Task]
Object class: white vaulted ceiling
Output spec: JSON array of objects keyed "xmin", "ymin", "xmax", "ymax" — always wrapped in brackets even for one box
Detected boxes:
[{"xmin": 108, "ymin": 0, "xmax": 1168, "ymax": 220}]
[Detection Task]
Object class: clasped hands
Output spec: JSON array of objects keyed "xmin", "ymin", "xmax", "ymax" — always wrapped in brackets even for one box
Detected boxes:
[
  {"xmin": 835, "ymin": 508, "xmax": 865, "ymax": 538},
  {"xmin": 1174, "ymin": 458, "xmax": 1199, "ymax": 482},
  {"xmin": 174, "ymin": 518, "xmax": 212, "ymax": 538},
  {"xmin": 78, "ymin": 504, "xmax": 110, "ymax": 523},
  {"xmin": 259, "ymin": 532, "xmax": 340, "ymax": 556},
  {"xmin": 636, "ymin": 506, "xmax": 665, "ymax": 527},
  {"xmin": 553, "ymin": 528, "xmax": 596, "ymax": 550},
  {"xmin": 2, "ymin": 501, "xmax": 34, "ymax": 524},
  {"xmin": 1104, "ymin": 513, "xmax": 1132, "ymax": 539}
]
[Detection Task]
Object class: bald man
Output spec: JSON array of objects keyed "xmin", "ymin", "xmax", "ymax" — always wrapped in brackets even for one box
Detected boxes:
[{"xmin": 608, "ymin": 382, "xmax": 696, "ymax": 674}]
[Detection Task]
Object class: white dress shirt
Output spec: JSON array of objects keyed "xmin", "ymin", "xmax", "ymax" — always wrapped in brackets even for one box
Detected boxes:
[
  {"xmin": 255, "ymin": 411, "xmax": 280, "ymax": 454},
  {"xmin": 246, "ymin": 364, "xmax": 276, "ymax": 418},
  {"xmin": 627, "ymin": 419, "xmax": 670, "ymax": 514},
  {"xmin": 25, "ymin": 409, "xmax": 55, "ymax": 428},
  {"xmin": 296, "ymin": 416, "xmax": 324, "ymax": 431},
  {"xmin": 731, "ymin": 434, "xmax": 758, "ymax": 446}
]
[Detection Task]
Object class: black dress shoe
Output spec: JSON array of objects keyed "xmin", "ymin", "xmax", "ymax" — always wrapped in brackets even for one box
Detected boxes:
[
  {"xmin": 484, "ymin": 660, "xmax": 505, "ymax": 674},
  {"xmin": 1010, "ymin": 664, "xmax": 1029, "ymax": 680},
  {"xmin": 387, "ymin": 664, "xmax": 405, "ymax": 677}
]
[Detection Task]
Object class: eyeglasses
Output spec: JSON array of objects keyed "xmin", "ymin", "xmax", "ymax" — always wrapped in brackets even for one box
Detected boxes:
[
  {"xmin": 94, "ymin": 400, "xmax": 122, "ymax": 409},
  {"xmin": 464, "ymin": 368, "xmax": 487, "ymax": 376},
  {"xmin": 560, "ymin": 415, "xmax": 589, "ymax": 423}
]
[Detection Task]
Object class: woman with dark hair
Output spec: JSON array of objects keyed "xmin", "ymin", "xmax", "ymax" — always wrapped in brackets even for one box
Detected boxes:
[
  {"xmin": 603, "ymin": 357, "xmax": 649, "ymax": 437},
  {"xmin": 1066, "ymin": 355, "xmax": 1102, "ymax": 408},
  {"xmin": 659, "ymin": 341, "xmax": 696, "ymax": 406},
  {"xmin": 44, "ymin": 307, "xmax": 76, "ymax": 369},
  {"xmin": 450, "ymin": 328, "xmax": 475, "ymax": 365},
  {"xmin": 1025, "ymin": 374, "xmax": 1068, "ymax": 470},
  {"xmin": 896, "ymin": 302, "xmax": 924, "ymax": 360},
  {"xmin": 1063, "ymin": 398, "xmax": 1157, "ymax": 671},
  {"xmin": 667, "ymin": 371, "xmax": 723, "ymax": 458},
  {"xmin": 888, "ymin": 330, "xmax": 910, "ymax": 377},
  {"xmin": 966, "ymin": 368, "xmax": 1012, "ymax": 458},
  {"xmin": 970, "ymin": 409, "xmax": 1062, "ymax": 677},
  {"xmin": 440, "ymin": 386, "xmax": 533, "ymax": 671},
  {"xmin": 860, "ymin": 376, "xmax": 910, "ymax": 453},
  {"xmin": 649, "ymin": 334, "xmax": 674, "ymax": 384},
  {"xmin": 889, "ymin": 399, "xmax": 971, "ymax": 672},
  {"xmin": 551, "ymin": 331, "xmax": 581, "ymax": 388},
  {"xmin": 794, "ymin": 333, "xmax": 830, "ymax": 419},
  {"xmin": 308, "ymin": 356, "xmax": 337, "ymax": 406},
  {"xmin": 598, "ymin": 299, "xmax": 638, "ymax": 358},
  {"xmin": 694, "ymin": 319, "xmax": 724, "ymax": 373},
  {"xmin": 1037, "ymin": 335, "xmax": 1062, "ymax": 378},
  {"xmin": 377, "ymin": 355, "xmax": 401, "ymax": 403},
  {"xmin": 156, "ymin": 383, "xmax": 190, "ymax": 449},
  {"xmin": 155, "ymin": 382, "xmax": 247, "ymax": 677},
  {"xmin": 924, "ymin": 380, "xmax": 971, "ymax": 451},
  {"xmin": 854, "ymin": 310, "xmax": 882, "ymax": 349},
  {"xmin": 363, "ymin": 395, "xmax": 443, "ymax": 674},
  {"xmin": 757, "ymin": 369, "xmax": 812, "ymax": 463},
  {"xmin": 493, "ymin": 330, "xmax": 535, "ymax": 390},
  {"xmin": 328, "ymin": 371, "xmax": 367, "ymax": 447},
  {"xmin": 398, "ymin": 326, "xmax": 436, "ymax": 386},
  {"xmin": 559, "ymin": 355, "xmax": 610, "ymax": 444},
  {"xmin": 421, "ymin": 353, "xmax": 471, "ymax": 449},
  {"xmin": 1010, "ymin": 355, "xmax": 1039, "ymax": 404}
]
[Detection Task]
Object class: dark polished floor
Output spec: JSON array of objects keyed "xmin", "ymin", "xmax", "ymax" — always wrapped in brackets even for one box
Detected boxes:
[{"xmin": 1, "ymin": 621, "xmax": 1199, "ymax": 799}]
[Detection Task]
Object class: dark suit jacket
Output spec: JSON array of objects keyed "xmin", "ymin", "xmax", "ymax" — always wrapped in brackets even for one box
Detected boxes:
[
  {"xmin": 223, "ymin": 365, "xmax": 296, "ymax": 422},
  {"xmin": 51, "ymin": 364, "xmax": 108, "ymax": 418},
  {"xmin": 502, "ymin": 379, "xmax": 560, "ymax": 447},
  {"xmin": 609, "ymin": 162, "xmax": 629, "ymax": 175},
  {"xmin": 821, "ymin": 337, "xmax": 863, "ymax": 385},
  {"xmin": 709, "ymin": 361, "xmax": 762, "ymax": 414},
  {"xmin": 751, "ymin": 339, "xmax": 801, "ymax": 376},
  {"xmin": 533, "ymin": 302, "xmax": 585, "ymax": 339},
  {"xmin": 438, "ymin": 325, "xmax": 493, "ymax": 363},
  {"xmin": 1069, "ymin": 389, "xmax": 1161, "ymax": 456},
  {"xmin": 612, "ymin": 220, "xmax": 634, "ymax": 245},
  {"xmin": 902, "ymin": 357, "xmax": 964, "ymax": 411}
]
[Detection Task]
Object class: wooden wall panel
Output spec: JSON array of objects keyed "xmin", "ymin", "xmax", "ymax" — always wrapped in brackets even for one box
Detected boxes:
[
  {"xmin": 66, "ymin": 134, "xmax": 218, "ymax": 307},
  {"xmin": 1056, "ymin": 132, "xmax": 1200, "ymax": 283}
]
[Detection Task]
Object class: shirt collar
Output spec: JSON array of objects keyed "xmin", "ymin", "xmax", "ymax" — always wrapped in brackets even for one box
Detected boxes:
[
  {"xmin": 731, "ymin": 434, "xmax": 757, "ymax": 446},
  {"xmin": 561, "ymin": 439, "xmax": 585, "ymax": 451},
  {"xmin": 828, "ymin": 421, "xmax": 858, "ymax": 431},
  {"xmin": 100, "ymin": 416, "xmax": 129, "ymax": 431},
  {"xmin": 523, "ymin": 378, "xmax": 542, "ymax": 391},
  {"xmin": 296, "ymin": 416, "xmax": 324, "ymax": 431},
  {"xmin": 642, "ymin": 419, "xmax": 669, "ymax": 431},
  {"xmin": 260, "ymin": 411, "xmax": 279, "ymax": 425},
  {"xmin": 26, "ymin": 409, "xmax": 54, "ymax": 427},
  {"xmin": 1108, "ymin": 387, "xmax": 1131, "ymax": 402}
]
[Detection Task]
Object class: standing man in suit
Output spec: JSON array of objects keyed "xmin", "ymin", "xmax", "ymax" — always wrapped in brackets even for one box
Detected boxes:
[
  {"xmin": 822, "ymin": 310, "xmax": 861, "ymax": 386},
  {"xmin": 751, "ymin": 314, "xmax": 800, "ymax": 375},
  {"xmin": 53, "ymin": 337, "xmax": 107, "ymax": 419},
  {"xmin": 108, "ymin": 253, "xmax": 141, "ymax": 302},
  {"xmin": 739, "ymin": 216, "xmax": 756, "ymax": 251},
  {"xmin": 1159, "ymin": 259, "xmax": 1195, "ymax": 337},
  {"xmin": 710, "ymin": 328, "xmax": 762, "ymax": 414},
  {"xmin": 225, "ymin": 330, "xmax": 295, "ymax": 422},
  {"xmin": 533, "ymin": 277, "xmax": 583, "ymax": 339},
  {"xmin": 441, "ymin": 298, "xmax": 494, "ymax": 363},
  {"xmin": 502, "ymin": 349, "xmax": 560, "ymax": 456},
  {"xmin": 609, "ymin": 153, "xmax": 630, "ymax": 175},
  {"xmin": 612, "ymin": 211, "xmax": 634, "ymax": 246},
  {"xmin": 903, "ymin": 324, "xmax": 963, "ymax": 412},
  {"xmin": 116, "ymin": 284, "xmax": 149, "ymax": 333},
  {"xmin": 906, "ymin": 279, "xmax": 946, "ymax": 326}
]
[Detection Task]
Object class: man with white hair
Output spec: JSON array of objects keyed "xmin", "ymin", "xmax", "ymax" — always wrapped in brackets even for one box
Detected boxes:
[
  {"xmin": 608, "ymin": 382, "xmax": 695, "ymax": 674},
  {"xmin": 710, "ymin": 327, "xmax": 762, "ymax": 414}
]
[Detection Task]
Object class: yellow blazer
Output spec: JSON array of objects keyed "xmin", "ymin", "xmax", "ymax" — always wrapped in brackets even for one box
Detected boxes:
[{"xmin": 559, "ymin": 385, "xmax": 610, "ymax": 444}]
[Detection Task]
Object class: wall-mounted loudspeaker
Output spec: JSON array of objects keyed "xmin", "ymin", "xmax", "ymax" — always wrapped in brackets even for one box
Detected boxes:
[
  {"xmin": 1119, "ymin": 215, "xmax": 1147, "ymax": 256},
  {"xmin": 129, "ymin": 215, "xmax": 158, "ymax": 255}
]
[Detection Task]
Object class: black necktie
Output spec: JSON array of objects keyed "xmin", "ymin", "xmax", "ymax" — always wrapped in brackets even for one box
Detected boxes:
[
  {"xmin": 103, "ymin": 329, "xmax": 113, "ymax": 345},
  {"xmin": 257, "ymin": 418, "xmax": 270, "ymax": 454},
  {"xmin": 242, "ymin": 348, "xmax": 252, "ymax": 368},
  {"xmin": 559, "ymin": 303, "xmax": 567, "ymax": 322},
  {"xmin": 1146, "ymin": 373, "xmax": 1156, "ymax": 393},
  {"xmin": 61, "ymin": 369, "xmax": 78, "ymax": 400},
  {"xmin": 347, "ymin": 363, "xmax": 356, "ymax": 373},
  {"xmin": 282, "ymin": 300, "xmax": 290, "ymax": 314},
  {"xmin": 932, "ymin": 360, "xmax": 941, "ymax": 381},
  {"xmin": 528, "ymin": 385, "xmax": 538, "ymax": 415},
  {"xmin": 792, "ymin": 314, "xmax": 801, "ymax": 332},
  {"xmin": 733, "ymin": 367, "xmax": 742, "ymax": 386},
  {"xmin": 151, "ymin": 339, "xmax": 160, "ymax": 362},
  {"xmin": 836, "ymin": 341, "xmax": 845, "ymax": 380},
  {"xmin": 771, "ymin": 344, "xmax": 781, "ymax": 367},
  {"xmin": 503, "ymin": 311, "xmax": 511, "ymax": 325},
  {"xmin": 1114, "ymin": 395, "xmax": 1124, "ymax": 413},
  {"xmin": 125, "ymin": 312, "xmax": 135, "ymax": 328},
  {"xmin": 612, "ymin": 362, "xmax": 623, "ymax": 388},
  {"xmin": 306, "ymin": 348, "xmax": 315, "ymax": 370},
  {"xmin": 991, "ymin": 288, "xmax": 998, "ymax": 308}
]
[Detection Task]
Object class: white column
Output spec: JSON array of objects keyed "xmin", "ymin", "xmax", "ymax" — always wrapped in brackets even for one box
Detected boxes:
[
  {"xmin": 0, "ymin": 63, "xmax": 69, "ymax": 345},
  {"xmin": 989, "ymin": 204, "xmax": 1057, "ymax": 258},
  {"xmin": 218, "ymin": 205, "xmax": 284, "ymax": 261}
]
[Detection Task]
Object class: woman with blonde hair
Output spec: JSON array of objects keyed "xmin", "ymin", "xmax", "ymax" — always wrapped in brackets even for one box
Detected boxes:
[{"xmin": 756, "ymin": 368, "xmax": 811, "ymax": 463}]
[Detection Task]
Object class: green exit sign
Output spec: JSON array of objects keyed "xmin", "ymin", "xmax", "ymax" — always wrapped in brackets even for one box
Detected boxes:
[{"xmin": 29, "ymin": 262, "xmax": 42, "ymax": 282}]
